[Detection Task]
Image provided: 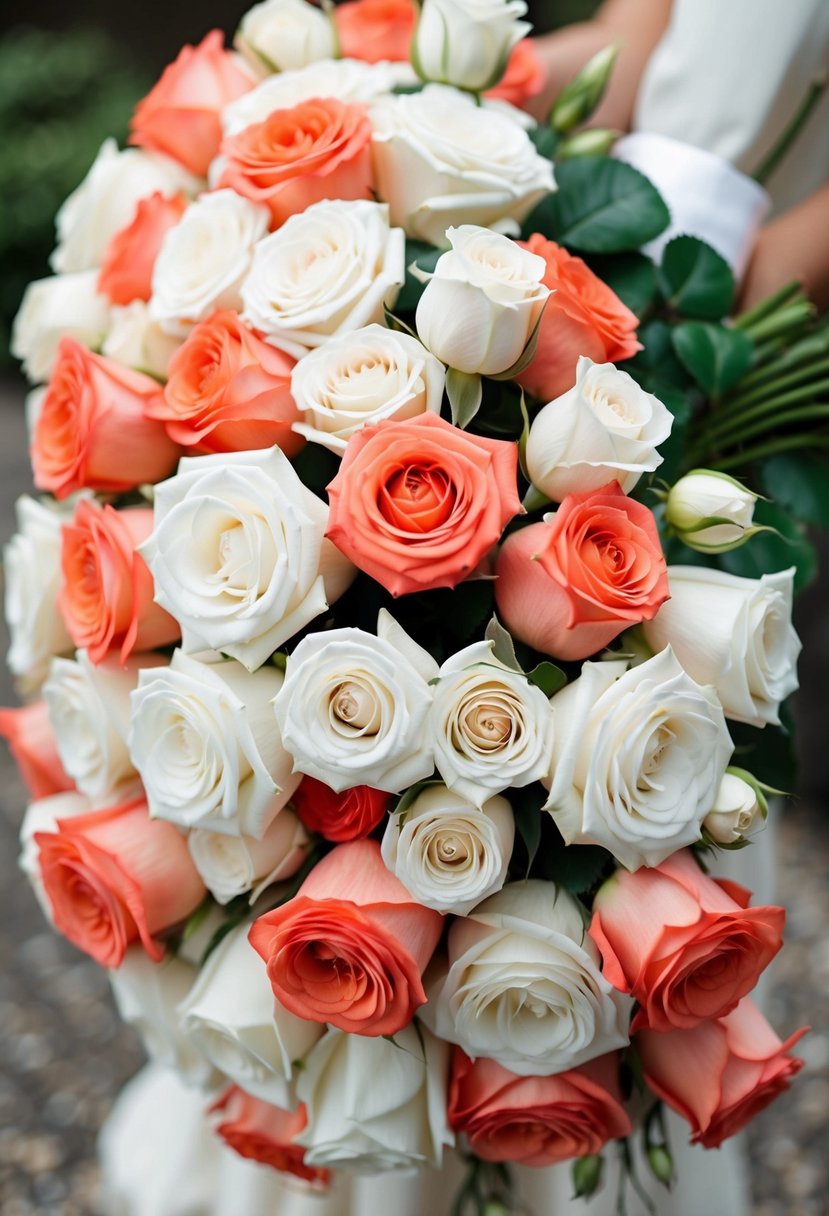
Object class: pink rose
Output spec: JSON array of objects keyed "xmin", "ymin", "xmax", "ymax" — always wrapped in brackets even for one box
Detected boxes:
[
  {"xmin": 0, "ymin": 701, "xmax": 73, "ymax": 800},
  {"xmin": 97, "ymin": 192, "xmax": 188, "ymax": 306},
  {"xmin": 334, "ymin": 0, "xmax": 415, "ymax": 62}
]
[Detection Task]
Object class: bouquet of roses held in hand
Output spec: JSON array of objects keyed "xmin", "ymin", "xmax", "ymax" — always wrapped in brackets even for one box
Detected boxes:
[{"xmin": 5, "ymin": 0, "xmax": 821, "ymax": 1210}]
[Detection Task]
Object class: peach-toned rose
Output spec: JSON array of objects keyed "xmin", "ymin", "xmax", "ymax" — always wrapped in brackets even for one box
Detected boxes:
[
  {"xmin": 449, "ymin": 1049, "xmax": 631, "ymax": 1166},
  {"xmin": 146, "ymin": 309, "xmax": 302, "ymax": 454},
  {"xmin": 495, "ymin": 481, "xmax": 669, "ymax": 661},
  {"xmin": 589, "ymin": 849, "xmax": 784, "ymax": 1033},
  {"xmin": 31, "ymin": 337, "xmax": 180, "ymax": 500},
  {"xmin": 638, "ymin": 998, "xmax": 807, "ymax": 1147},
  {"xmin": 97, "ymin": 192, "xmax": 188, "ymax": 306},
  {"xmin": 218, "ymin": 97, "xmax": 374, "ymax": 229},
  {"xmin": 334, "ymin": 0, "xmax": 415, "ymax": 62},
  {"xmin": 486, "ymin": 39, "xmax": 547, "ymax": 109},
  {"xmin": 59, "ymin": 500, "xmax": 180, "ymax": 666},
  {"xmin": 326, "ymin": 413, "xmax": 522, "ymax": 597},
  {"xmin": 35, "ymin": 798, "xmax": 206, "ymax": 967},
  {"xmin": 248, "ymin": 838, "xmax": 443, "ymax": 1036},
  {"xmin": 129, "ymin": 30, "xmax": 253, "ymax": 178},
  {"xmin": 517, "ymin": 235, "xmax": 642, "ymax": 402},
  {"xmin": 210, "ymin": 1087, "xmax": 328, "ymax": 1185},
  {"xmin": 291, "ymin": 775, "xmax": 391, "ymax": 842},
  {"xmin": 0, "ymin": 701, "xmax": 73, "ymax": 799}
]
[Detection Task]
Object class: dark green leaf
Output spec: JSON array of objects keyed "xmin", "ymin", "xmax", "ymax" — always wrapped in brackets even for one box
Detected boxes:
[
  {"xmin": 395, "ymin": 241, "xmax": 444, "ymax": 314},
  {"xmin": 528, "ymin": 123, "xmax": 558, "ymax": 160},
  {"xmin": 717, "ymin": 500, "xmax": 816, "ymax": 593},
  {"xmin": 526, "ymin": 660, "xmax": 567, "ymax": 696},
  {"xmin": 658, "ymin": 236, "xmax": 735, "ymax": 320},
  {"xmin": 588, "ymin": 252, "xmax": 659, "ymax": 317},
  {"xmin": 623, "ymin": 319, "xmax": 688, "ymax": 391},
  {"xmin": 760, "ymin": 452, "xmax": 829, "ymax": 527},
  {"xmin": 540, "ymin": 840, "xmax": 614, "ymax": 895},
  {"xmin": 512, "ymin": 795, "xmax": 543, "ymax": 876},
  {"xmin": 672, "ymin": 322, "xmax": 754, "ymax": 397},
  {"xmin": 727, "ymin": 703, "xmax": 797, "ymax": 794}
]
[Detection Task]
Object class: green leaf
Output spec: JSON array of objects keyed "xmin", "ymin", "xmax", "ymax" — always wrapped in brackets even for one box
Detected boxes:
[
  {"xmin": 760, "ymin": 452, "xmax": 829, "ymax": 527},
  {"xmin": 525, "ymin": 660, "xmax": 567, "ymax": 696},
  {"xmin": 512, "ymin": 794, "xmax": 543, "ymax": 877},
  {"xmin": 528, "ymin": 123, "xmax": 558, "ymax": 160},
  {"xmin": 484, "ymin": 615, "xmax": 521, "ymax": 670},
  {"xmin": 658, "ymin": 236, "xmax": 735, "ymax": 320},
  {"xmin": 395, "ymin": 241, "xmax": 444, "ymax": 314},
  {"xmin": 540, "ymin": 840, "xmax": 614, "ymax": 896},
  {"xmin": 291, "ymin": 442, "xmax": 340, "ymax": 497},
  {"xmin": 727, "ymin": 704, "xmax": 797, "ymax": 794},
  {"xmin": 526, "ymin": 156, "xmax": 669, "ymax": 254},
  {"xmin": 588, "ymin": 252, "xmax": 659, "ymax": 317},
  {"xmin": 446, "ymin": 368, "xmax": 483, "ymax": 428},
  {"xmin": 623, "ymin": 319, "xmax": 688, "ymax": 391},
  {"xmin": 672, "ymin": 322, "xmax": 754, "ymax": 398},
  {"xmin": 717, "ymin": 499, "xmax": 816, "ymax": 593}
]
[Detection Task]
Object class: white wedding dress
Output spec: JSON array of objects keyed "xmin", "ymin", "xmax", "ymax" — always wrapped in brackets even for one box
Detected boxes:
[{"xmin": 99, "ymin": 4, "xmax": 828, "ymax": 1213}]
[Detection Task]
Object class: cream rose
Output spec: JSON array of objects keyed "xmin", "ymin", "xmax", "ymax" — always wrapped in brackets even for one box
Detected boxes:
[
  {"xmin": 11, "ymin": 272, "xmax": 111, "ymax": 384},
  {"xmin": 381, "ymin": 784, "xmax": 514, "ymax": 914},
  {"xmin": 140, "ymin": 447, "xmax": 354, "ymax": 671},
  {"xmin": 704, "ymin": 772, "xmax": 765, "ymax": 845},
  {"xmin": 291, "ymin": 324, "xmax": 445, "ymax": 453},
  {"xmin": 129, "ymin": 651, "xmax": 301, "ymax": 838},
  {"xmin": 545, "ymin": 649, "xmax": 734, "ymax": 870},
  {"xmin": 296, "ymin": 1024, "xmax": 452, "ymax": 1171},
  {"xmin": 414, "ymin": 0, "xmax": 530, "ymax": 92},
  {"xmin": 150, "ymin": 190, "xmax": 269, "ymax": 337},
  {"xmin": 526, "ymin": 356, "xmax": 674, "ymax": 501},
  {"xmin": 188, "ymin": 810, "xmax": 309, "ymax": 904},
  {"xmin": 665, "ymin": 469, "xmax": 759, "ymax": 553},
  {"xmin": 102, "ymin": 301, "xmax": 182, "ymax": 380},
  {"xmin": 642, "ymin": 567, "xmax": 801, "ymax": 728},
  {"xmin": 423, "ymin": 880, "xmax": 631, "ymax": 1075},
  {"xmin": 273, "ymin": 610, "xmax": 437, "ymax": 792},
  {"xmin": 371, "ymin": 85, "xmax": 553, "ymax": 246},
  {"xmin": 241, "ymin": 199, "xmax": 405, "ymax": 359},
  {"xmin": 235, "ymin": 0, "xmax": 336, "ymax": 74}
]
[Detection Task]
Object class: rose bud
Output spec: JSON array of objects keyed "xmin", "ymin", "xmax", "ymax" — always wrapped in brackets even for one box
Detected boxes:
[
  {"xmin": 413, "ymin": 0, "xmax": 530, "ymax": 94},
  {"xmin": 236, "ymin": 0, "xmax": 337, "ymax": 75},
  {"xmin": 703, "ymin": 771, "xmax": 766, "ymax": 846},
  {"xmin": 666, "ymin": 469, "xmax": 759, "ymax": 553}
]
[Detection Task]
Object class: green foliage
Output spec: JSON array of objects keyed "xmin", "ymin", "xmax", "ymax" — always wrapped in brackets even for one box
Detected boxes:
[
  {"xmin": 760, "ymin": 452, "xmax": 829, "ymax": 528},
  {"xmin": 588, "ymin": 252, "xmax": 659, "ymax": 318},
  {"xmin": 672, "ymin": 321, "xmax": 754, "ymax": 398},
  {"xmin": 717, "ymin": 499, "xmax": 817, "ymax": 593},
  {"xmin": 658, "ymin": 236, "xmax": 735, "ymax": 320},
  {"xmin": 727, "ymin": 703, "xmax": 797, "ymax": 794}
]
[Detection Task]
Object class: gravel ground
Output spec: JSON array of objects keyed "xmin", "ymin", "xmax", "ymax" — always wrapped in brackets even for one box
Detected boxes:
[{"xmin": 0, "ymin": 378, "xmax": 826, "ymax": 1215}]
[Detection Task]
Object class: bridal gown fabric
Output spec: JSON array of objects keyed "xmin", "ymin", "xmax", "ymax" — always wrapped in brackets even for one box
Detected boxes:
[{"xmin": 99, "ymin": 3, "xmax": 825, "ymax": 1213}]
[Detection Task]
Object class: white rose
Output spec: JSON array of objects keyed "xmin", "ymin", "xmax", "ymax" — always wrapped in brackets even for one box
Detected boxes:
[
  {"xmin": 414, "ymin": 0, "xmax": 530, "ymax": 92},
  {"xmin": 371, "ymin": 85, "xmax": 553, "ymax": 246},
  {"xmin": 19, "ymin": 791, "xmax": 93, "ymax": 921},
  {"xmin": 381, "ymin": 784, "xmax": 514, "ymax": 914},
  {"xmin": 4, "ymin": 495, "xmax": 75, "ymax": 694},
  {"xmin": 429, "ymin": 639, "xmax": 554, "ymax": 804},
  {"xmin": 102, "ymin": 301, "xmax": 182, "ymax": 380},
  {"xmin": 297, "ymin": 1024, "xmax": 452, "ymax": 1171},
  {"xmin": 129, "ymin": 651, "xmax": 302, "ymax": 838},
  {"xmin": 179, "ymin": 926, "xmax": 323, "ymax": 1108},
  {"xmin": 109, "ymin": 948, "xmax": 217, "ymax": 1088},
  {"xmin": 188, "ymin": 810, "xmax": 309, "ymax": 904},
  {"xmin": 526, "ymin": 356, "xmax": 674, "ymax": 501},
  {"xmin": 416, "ymin": 224, "xmax": 549, "ymax": 374},
  {"xmin": 545, "ymin": 649, "xmax": 734, "ymax": 870},
  {"xmin": 140, "ymin": 447, "xmax": 354, "ymax": 671},
  {"xmin": 704, "ymin": 772, "xmax": 765, "ymax": 845},
  {"xmin": 241, "ymin": 200, "xmax": 405, "ymax": 359},
  {"xmin": 150, "ymin": 190, "xmax": 270, "ymax": 337},
  {"xmin": 423, "ymin": 880, "xmax": 631, "ymax": 1075},
  {"xmin": 665, "ymin": 469, "xmax": 759, "ymax": 553},
  {"xmin": 235, "ymin": 0, "xmax": 336, "ymax": 74},
  {"xmin": 11, "ymin": 272, "xmax": 110, "ymax": 384},
  {"xmin": 43, "ymin": 652, "xmax": 161, "ymax": 803},
  {"xmin": 642, "ymin": 566, "xmax": 801, "ymax": 728},
  {"xmin": 291, "ymin": 324, "xmax": 445, "ymax": 453},
  {"xmin": 51, "ymin": 139, "xmax": 194, "ymax": 274},
  {"xmin": 273, "ymin": 610, "xmax": 438, "ymax": 792}
]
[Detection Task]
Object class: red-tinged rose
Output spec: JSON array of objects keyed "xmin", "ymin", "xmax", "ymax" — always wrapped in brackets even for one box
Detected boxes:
[
  {"xmin": 326, "ymin": 413, "xmax": 522, "ymax": 597},
  {"xmin": 210, "ymin": 1087, "xmax": 328, "ymax": 1186},
  {"xmin": 448, "ymin": 1049, "xmax": 631, "ymax": 1166},
  {"xmin": 637, "ymin": 998, "xmax": 807, "ymax": 1148},
  {"xmin": 589, "ymin": 849, "xmax": 785, "ymax": 1033},
  {"xmin": 292, "ymin": 775, "xmax": 391, "ymax": 842},
  {"xmin": 98, "ymin": 192, "xmax": 188, "ymax": 306},
  {"xmin": 248, "ymin": 839, "xmax": 443, "ymax": 1036},
  {"xmin": 0, "ymin": 701, "xmax": 73, "ymax": 800},
  {"xmin": 334, "ymin": 0, "xmax": 416, "ymax": 62}
]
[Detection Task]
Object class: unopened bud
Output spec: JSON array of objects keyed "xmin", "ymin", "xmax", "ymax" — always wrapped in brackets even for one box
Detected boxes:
[
  {"xmin": 550, "ymin": 43, "xmax": 619, "ymax": 133},
  {"xmin": 557, "ymin": 127, "xmax": 621, "ymax": 159},
  {"xmin": 666, "ymin": 469, "xmax": 758, "ymax": 553},
  {"xmin": 704, "ymin": 770, "xmax": 767, "ymax": 845},
  {"xmin": 647, "ymin": 1143, "xmax": 674, "ymax": 1187},
  {"xmin": 572, "ymin": 1153, "xmax": 603, "ymax": 1198}
]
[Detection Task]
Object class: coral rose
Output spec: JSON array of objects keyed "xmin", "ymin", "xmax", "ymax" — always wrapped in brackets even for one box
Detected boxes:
[
  {"xmin": 97, "ymin": 192, "xmax": 188, "ymax": 306},
  {"xmin": 590, "ymin": 849, "xmax": 784, "ymax": 1033},
  {"xmin": 449, "ymin": 1049, "xmax": 631, "ymax": 1166},
  {"xmin": 59, "ymin": 500, "xmax": 180, "ymax": 665},
  {"xmin": 486, "ymin": 39, "xmax": 547, "ymax": 109},
  {"xmin": 326, "ymin": 413, "xmax": 522, "ymax": 597},
  {"xmin": 35, "ymin": 798, "xmax": 206, "ymax": 967},
  {"xmin": 31, "ymin": 337, "xmax": 180, "ymax": 499},
  {"xmin": 210, "ymin": 1087, "xmax": 328, "ymax": 1185},
  {"xmin": 129, "ymin": 30, "xmax": 254, "ymax": 177},
  {"xmin": 495, "ymin": 481, "xmax": 669, "ymax": 661},
  {"xmin": 0, "ymin": 701, "xmax": 72, "ymax": 800},
  {"xmin": 148, "ymin": 309, "xmax": 302, "ymax": 454},
  {"xmin": 637, "ymin": 998, "xmax": 807, "ymax": 1147},
  {"xmin": 218, "ymin": 97, "xmax": 374, "ymax": 229},
  {"xmin": 248, "ymin": 838, "xmax": 443, "ymax": 1036},
  {"xmin": 291, "ymin": 775, "xmax": 391, "ymax": 842},
  {"xmin": 517, "ymin": 235, "xmax": 642, "ymax": 402},
  {"xmin": 334, "ymin": 0, "xmax": 415, "ymax": 63}
]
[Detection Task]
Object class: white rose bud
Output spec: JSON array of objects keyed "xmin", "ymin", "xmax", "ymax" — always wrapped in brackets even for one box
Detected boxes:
[
  {"xmin": 150, "ymin": 190, "xmax": 269, "ymax": 337},
  {"xmin": 129, "ymin": 651, "xmax": 301, "ymax": 839},
  {"xmin": 544, "ymin": 650, "xmax": 734, "ymax": 870},
  {"xmin": 423, "ymin": 880, "xmax": 631, "ymax": 1075},
  {"xmin": 241, "ymin": 199, "xmax": 405, "ymax": 359},
  {"xmin": 642, "ymin": 567, "xmax": 801, "ymax": 728},
  {"xmin": 188, "ymin": 811, "xmax": 309, "ymax": 904},
  {"xmin": 416, "ymin": 225, "xmax": 549, "ymax": 375},
  {"xmin": 297, "ymin": 1024, "xmax": 452, "ymax": 1171},
  {"xmin": 704, "ymin": 772, "xmax": 765, "ymax": 845},
  {"xmin": 19, "ymin": 791, "xmax": 93, "ymax": 922},
  {"xmin": 235, "ymin": 0, "xmax": 336, "ymax": 74},
  {"xmin": 526, "ymin": 356, "xmax": 674, "ymax": 501},
  {"xmin": 371, "ymin": 85, "xmax": 553, "ymax": 246},
  {"xmin": 666, "ymin": 469, "xmax": 759, "ymax": 553},
  {"xmin": 11, "ymin": 272, "xmax": 110, "ymax": 384},
  {"xmin": 381, "ymin": 784, "xmax": 514, "ymax": 915},
  {"xmin": 413, "ymin": 0, "xmax": 530, "ymax": 93},
  {"xmin": 291, "ymin": 324, "xmax": 445, "ymax": 454},
  {"xmin": 140, "ymin": 448, "xmax": 354, "ymax": 672},
  {"xmin": 102, "ymin": 301, "xmax": 182, "ymax": 380}
]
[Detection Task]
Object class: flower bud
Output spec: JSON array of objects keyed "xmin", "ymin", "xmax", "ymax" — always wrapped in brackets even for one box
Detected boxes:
[
  {"xmin": 550, "ymin": 43, "xmax": 619, "ymax": 133},
  {"xmin": 413, "ymin": 0, "xmax": 531, "ymax": 94},
  {"xmin": 572, "ymin": 1153, "xmax": 603, "ymax": 1197},
  {"xmin": 666, "ymin": 469, "xmax": 758, "ymax": 553},
  {"xmin": 235, "ymin": 0, "xmax": 336, "ymax": 74},
  {"xmin": 704, "ymin": 771, "xmax": 766, "ymax": 846},
  {"xmin": 647, "ymin": 1143, "xmax": 674, "ymax": 1187},
  {"xmin": 556, "ymin": 127, "xmax": 621, "ymax": 160}
]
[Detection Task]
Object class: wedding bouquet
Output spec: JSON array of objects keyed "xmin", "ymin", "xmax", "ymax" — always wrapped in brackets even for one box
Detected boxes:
[{"xmin": 4, "ymin": 0, "xmax": 823, "ymax": 1212}]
